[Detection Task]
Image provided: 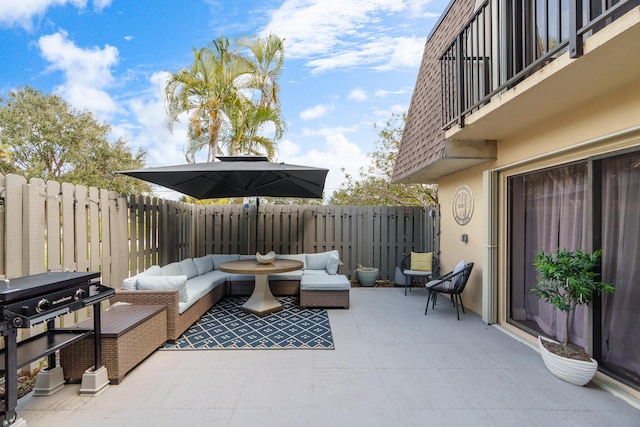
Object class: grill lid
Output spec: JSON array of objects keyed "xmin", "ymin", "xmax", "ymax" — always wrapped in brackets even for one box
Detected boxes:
[{"xmin": 0, "ymin": 272, "xmax": 101, "ymax": 303}]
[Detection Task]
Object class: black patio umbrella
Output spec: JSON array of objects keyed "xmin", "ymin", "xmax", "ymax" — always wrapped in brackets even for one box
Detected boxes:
[{"xmin": 117, "ymin": 156, "xmax": 329, "ymax": 250}]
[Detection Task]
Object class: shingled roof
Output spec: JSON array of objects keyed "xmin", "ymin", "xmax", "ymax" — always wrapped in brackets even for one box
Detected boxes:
[{"xmin": 392, "ymin": 0, "xmax": 477, "ymax": 184}]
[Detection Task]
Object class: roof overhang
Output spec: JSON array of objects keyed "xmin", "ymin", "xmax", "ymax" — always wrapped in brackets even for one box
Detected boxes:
[{"xmin": 393, "ymin": 139, "xmax": 496, "ymax": 184}]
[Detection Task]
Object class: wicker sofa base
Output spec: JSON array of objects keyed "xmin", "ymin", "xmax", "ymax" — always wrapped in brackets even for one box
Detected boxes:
[
  {"xmin": 300, "ymin": 289, "xmax": 350, "ymax": 309},
  {"xmin": 112, "ymin": 284, "xmax": 225, "ymax": 342},
  {"xmin": 60, "ymin": 304, "xmax": 167, "ymax": 384}
]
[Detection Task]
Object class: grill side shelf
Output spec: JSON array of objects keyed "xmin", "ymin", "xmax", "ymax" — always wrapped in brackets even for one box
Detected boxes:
[{"xmin": 0, "ymin": 329, "xmax": 93, "ymax": 371}]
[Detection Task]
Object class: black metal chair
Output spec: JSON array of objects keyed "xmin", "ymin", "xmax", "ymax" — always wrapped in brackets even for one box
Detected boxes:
[
  {"xmin": 401, "ymin": 253, "xmax": 440, "ymax": 296},
  {"xmin": 425, "ymin": 262, "xmax": 474, "ymax": 320}
]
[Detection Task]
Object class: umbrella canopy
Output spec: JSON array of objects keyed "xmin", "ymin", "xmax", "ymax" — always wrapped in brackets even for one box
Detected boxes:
[{"xmin": 117, "ymin": 156, "xmax": 328, "ymax": 200}]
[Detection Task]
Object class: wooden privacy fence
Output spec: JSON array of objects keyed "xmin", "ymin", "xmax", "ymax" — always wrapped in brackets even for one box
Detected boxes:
[
  {"xmin": 0, "ymin": 173, "xmax": 437, "ymax": 364},
  {"xmin": 1, "ymin": 173, "xmax": 438, "ymax": 285}
]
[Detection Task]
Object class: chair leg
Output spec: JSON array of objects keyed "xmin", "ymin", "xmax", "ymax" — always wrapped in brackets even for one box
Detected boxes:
[
  {"xmin": 458, "ymin": 294, "xmax": 465, "ymax": 314},
  {"xmin": 425, "ymin": 290, "xmax": 431, "ymax": 315},
  {"xmin": 455, "ymin": 296, "xmax": 460, "ymax": 320}
]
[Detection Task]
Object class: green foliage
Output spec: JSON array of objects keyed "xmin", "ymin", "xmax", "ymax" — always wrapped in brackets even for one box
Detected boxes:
[
  {"xmin": 165, "ymin": 34, "xmax": 285, "ymax": 163},
  {"xmin": 532, "ymin": 249, "xmax": 615, "ymax": 346},
  {"xmin": 0, "ymin": 86, "xmax": 149, "ymax": 194},
  {"xmin": 328, "ymin": 112, "xmax": 437, "ymax": 207}
]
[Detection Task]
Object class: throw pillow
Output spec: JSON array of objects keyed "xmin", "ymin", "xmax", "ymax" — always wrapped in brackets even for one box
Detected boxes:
[
  {"xmin": 306, "ymin": 252, "xmax": 328, "ymax": 270},
  {"xmin": 451, "ymin": 260, "xmax": 467, "ymax": 287},
  {"xmin": 160, "ymin": 262, "xmax": 182, "ymax": 276},
  {"xmin": 325, "ymin": 250, "xmax": 340, "ymax": 275},
  {"xmin": 136, "ymin": 275, "xmax": 188, "ymax": 303},
  {"xmin": 411, "ymin": 252, "xmax": 432, "ymax": 271},
  {"xmin": 193, "ymin": 255, "xmax": 214, "ymax": 275},
  {"xmin": 121, "ymin": 265, "xmax": 161, "ymax": 290},
  {"xmin": 179, "ymin": 258, "xmax": 199, "ymax": 279}
]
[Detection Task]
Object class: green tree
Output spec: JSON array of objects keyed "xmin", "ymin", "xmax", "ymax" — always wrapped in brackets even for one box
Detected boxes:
[
  {"xmin": 224, "ymin": 101, "xmax": 283, "ymax": 158},
  {"xmin": 237, "ymin": 33, "xmax": 284, "ymax": 110},
  {"xmin": 329, "ymin": 112, "xmax": 437, "ymax": 207},
  {"xmin": 165, "ymin": 35, "xmax": 286, "ymax": 162},
  {"xmin": 0, "ymin": 86, "xmax": 149, "ymax": 194}
]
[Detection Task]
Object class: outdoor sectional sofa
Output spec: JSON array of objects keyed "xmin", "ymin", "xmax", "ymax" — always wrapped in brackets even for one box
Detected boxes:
[{"xmin": 110, "ymin": 251, "xmax": 350, "ymax": 342}]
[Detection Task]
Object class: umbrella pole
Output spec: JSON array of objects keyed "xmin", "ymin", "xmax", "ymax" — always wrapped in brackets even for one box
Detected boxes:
[{"xmin": 255, "ymin": 197, "xmax": 259, "ymax": 253}]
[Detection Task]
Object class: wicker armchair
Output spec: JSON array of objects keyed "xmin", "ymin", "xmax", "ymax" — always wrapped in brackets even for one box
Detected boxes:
[
  {"xmin": 400, "ymin": 253, "xmax": 440, "ymax": 296},
  {"xmin": 425, "ymin": 262, "xmax": 474, "ymax": 320}
]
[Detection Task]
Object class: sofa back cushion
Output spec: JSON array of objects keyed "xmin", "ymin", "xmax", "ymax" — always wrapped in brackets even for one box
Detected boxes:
[
  {"xmin": 160, "ymin": 261, "xmax": 183, "ymax": 276},
  {"xmin": 122, "ymin": 265, "xmax": 161, "ymax": 290},
  {"xmin": 210, "ymin": 254, "xmax": 240, "ymax": 268},
  {"xmin": 306, "ymin": 250, "xmax": 340, "ymax": 274},
  {"xmin": 179, "ymin": 258, "xmax": 199, "ymax": 279},
  {"xmin": 193, "ymin": 255, "xmax": 214, "ymax": 275},
  {"xmin": 276, "ymin": 253, "xmax": 306, "ymax": 269},
  {"xmin": 306, "ymin": 252, "xmax": 328, "ymax": 270},
  {"xmin": 136, "ymin": 275, "xmax": 188, "ymax": 302}
]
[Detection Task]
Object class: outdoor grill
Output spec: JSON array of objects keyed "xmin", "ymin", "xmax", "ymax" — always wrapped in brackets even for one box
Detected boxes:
[{"xmin": 0, "ymin": 271, "xmax": 114, "ymax": 426}]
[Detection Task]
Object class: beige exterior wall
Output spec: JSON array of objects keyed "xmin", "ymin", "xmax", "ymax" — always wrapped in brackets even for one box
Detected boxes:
[
  {"xmin": 439, "ymin": 79, "xmax": 640, "ymax": 318},
  {"xmin": 438, "ymin": 165, "xmax": 487, "ymax": 315}
]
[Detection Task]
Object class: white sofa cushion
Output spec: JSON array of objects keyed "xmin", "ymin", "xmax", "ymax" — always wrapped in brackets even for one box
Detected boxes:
[
  {"xmin": 179, "ymin": 258, "xmax": 199, "ymax": 279},
  {"xmin": 302, "ymin": 269, "xmax": 330, "ymax": 276},
  {"xmin": 122, "ymin": 265, "xmax": 161, "ymax": 290},
  {"xmin": 268, "ymin": 270, "xmax": 303, "ymax": 281},
  {"xmin": 136, "ymin": 275, "xmax": 188, "ymax": 303},
  {"xmin": 305, "ymin": 252, "xmax": 328, "ymax": 270},
  {"xmin": 210, "ymin": 254, "xmax": 240, "ymax": 268},
  {"xmin": 178, "ymin": 271, "xmax": 228, "ymax": 314},
  {"xmin": 300, "ymin": 274, "xmax": 350, "ymax": 291},
  {"xmin": 326, "ymin": 250, "xmax": 340, "ymax": 275},
  {"xmin": 276, "ymin": 253, "xmax": 306, "ymax": 269},
  {"xmin": 160, "ymin": 262, "xmax": 183, "ymax": 276},
  {"xmin": 193, "ymin": 255, "xmax": 214, "ymax": 275}
]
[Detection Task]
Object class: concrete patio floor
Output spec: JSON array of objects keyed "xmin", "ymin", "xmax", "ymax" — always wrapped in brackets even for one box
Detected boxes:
[{"xmin": 17, "ymin": 287, "xmax": 640, "ymax": 426}]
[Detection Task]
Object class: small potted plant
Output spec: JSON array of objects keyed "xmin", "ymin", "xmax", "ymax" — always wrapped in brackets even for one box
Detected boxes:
[
  {"xmin": 356, "ymin": 264, "xmax": 378, "ymax": 287},
  {"xmin": 531, "ymin": 248, "xmax": 614, "ymax": 385}
]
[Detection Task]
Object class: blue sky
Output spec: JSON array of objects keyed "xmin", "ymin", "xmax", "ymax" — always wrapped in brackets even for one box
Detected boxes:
[{"xmin": 0, "ymin": 0, "xmax": 447, "ymax": 200}]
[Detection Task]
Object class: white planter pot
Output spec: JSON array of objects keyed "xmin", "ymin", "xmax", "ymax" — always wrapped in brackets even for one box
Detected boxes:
[{"xmin": 538, "ymin": 335, "xmax": 598, "ymax": 386}]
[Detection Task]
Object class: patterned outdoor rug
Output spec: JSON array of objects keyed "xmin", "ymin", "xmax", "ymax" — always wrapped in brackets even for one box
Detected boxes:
[{"xmin": 163, "ymin": 296, "xmax": 334, "ymax": 350}]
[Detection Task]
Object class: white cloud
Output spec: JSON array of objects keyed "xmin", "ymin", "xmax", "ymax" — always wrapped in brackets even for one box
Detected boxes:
[
  {"xmin": 300, "ymin": 125, "xmax": 359, "ymax": 137},
  {"xmin": 277, "ymin": 132, "xmax": 368, "ymax": 199},
  {"xmin": 0, "ymin": 0, "xmax": 111, "ymax": 29},
  {"xmin": 38, "ymin": 30, "xmax": 119, "ymax": 118},
  {"xmin": 348, "ymin": 88, "xmax": 368, "ymax": 101},
  {"xmin": 124, "ymin": 35, "xmax": 134, "ymax": 41},
  {"xmin": 299, "ymin": 104, "xmax": 333, "ymax": 120},
  {"xmin": 263, "ymin": 1, "xmax": 427, "ymax": 73},
  {"xmin": 374, "ymin": 87, "xmax": 411, "ymax": 98}
]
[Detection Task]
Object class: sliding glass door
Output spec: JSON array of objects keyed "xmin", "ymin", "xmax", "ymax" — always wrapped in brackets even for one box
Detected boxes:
[{"xmin": 508, "ymin": 149, "xmax": 640, "ymax": 388}]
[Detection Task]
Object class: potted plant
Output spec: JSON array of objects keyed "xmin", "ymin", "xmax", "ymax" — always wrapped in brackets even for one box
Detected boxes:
[
  {"xmin": 531, "ymin": 248, "xmax": 615, "ymax": 385},
  {"xmin": 356, "ymin": 264, "xmax": 378, "ymax": 287}
]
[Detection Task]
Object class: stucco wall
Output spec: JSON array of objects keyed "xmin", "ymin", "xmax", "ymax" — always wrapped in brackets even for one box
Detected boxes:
[
  {"xmin": 436, "ymin": 79, "xmax": 640, "ymax": 319},
  {"xmin": 438, "ymin": 165, "xmax": 487, "ymax": 315}
]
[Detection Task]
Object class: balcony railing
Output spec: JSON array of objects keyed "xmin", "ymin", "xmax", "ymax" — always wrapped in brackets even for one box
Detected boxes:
[{"xmin": 440, "ymin": 0, "xmax": 638, "ymax": 130}]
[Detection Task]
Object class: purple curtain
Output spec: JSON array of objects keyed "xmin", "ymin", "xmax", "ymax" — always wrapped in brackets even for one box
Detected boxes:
[
  {"xmin": 523, "ymin": 164, "xmax": 589, "ymax": 348},
  {"xmin": 601, "ymin": 154, "xmax": 640, "ymax": 377}
]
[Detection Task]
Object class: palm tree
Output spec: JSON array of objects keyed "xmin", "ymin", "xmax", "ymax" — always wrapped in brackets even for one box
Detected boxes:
[
  {"xmin": 237, "ymin": 33, "xmax": 285, "ymax": 110},
  {"xmin": 165, "ymin": 35, "xmax": 286, "ymax": 163},
  {"xmin": 223, "ymin": 99, "xmax": 284, "ymax": 159},
  {"xmin": 165, "ymin": 36, "xmax": 249, "ymax": 162}
]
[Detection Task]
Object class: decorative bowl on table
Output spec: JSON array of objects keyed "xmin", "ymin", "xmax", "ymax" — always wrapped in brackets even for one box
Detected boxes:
[{"xmin": 256, "ymin": 251, "xmax": 276, "ymax": 264}]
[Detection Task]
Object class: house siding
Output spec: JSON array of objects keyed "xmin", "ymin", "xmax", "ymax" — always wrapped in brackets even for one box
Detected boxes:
[{"xmin": 392, "ymin": 0, "xmax": 477, "ymax": 184}]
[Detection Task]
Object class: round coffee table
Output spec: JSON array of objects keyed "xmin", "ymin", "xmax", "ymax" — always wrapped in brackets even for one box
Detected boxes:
[{"xmin": 218, "ymin": 259, "xmax": 303, "ymax": 315}]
